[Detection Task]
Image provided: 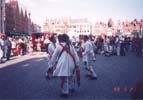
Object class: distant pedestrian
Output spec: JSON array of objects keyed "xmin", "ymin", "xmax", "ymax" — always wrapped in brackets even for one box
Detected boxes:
[
  {"xmin": 5, "ymin": 37, "xmax": 12, "ymax": 60},
  {"xmin": 11, "ymin": 38, "xmax": 17, "ymax": 56},
  {"xmin": 21, "ymin": 38, "xmax": 26, "ymax": 55},
  {"xmin": 115, "ymin": 36, "xmax": 121, "ymax": 56},
  {"xmin": 135, "ymin": 35, "xmax": 142, "ymax": 57},
  {"xmin": 120, "ymin": 36, "xmax": 126, "ymax": 56},
  {"xmin": 0, "ymin": 44, "xmax": 3, "ymax": 63},
  {"xmin": 36, "ymin": 41, "xmax": 41, "ymax": 52},
  {"xmin": 0, "ymin": 36, "xmax": 5, "ymax": 58},
  {"xmin": 28, "ymin": 41, "xmax": 33, "ymax": 54},
  {"xmin": 44, "ymin": 36, "xmax": 50, "ymax": 54}
]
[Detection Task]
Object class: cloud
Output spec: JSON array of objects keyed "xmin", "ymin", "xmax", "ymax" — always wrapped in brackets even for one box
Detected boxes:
[
  {"xmin": 14, "ymin": 0, "xmax": 142, "ymax": 28},
  {"xmin": 47, "ymin": 0, "xmax": 65, "ymax": 3}
]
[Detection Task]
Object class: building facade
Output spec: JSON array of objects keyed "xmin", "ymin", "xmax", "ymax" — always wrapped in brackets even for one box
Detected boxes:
[
  {"xmin": 5, "ymin": 0, "xmax": 29, "ymax": 35},
  {"xmin": 43, "ymin": 17, "xmax": 92, "ymax": 37},
  {"xmin": 4, "ymin": 0, "xmax": 40, "ymax": 36},
  {"xmin": 92, "ymin": 19, "xmax": 143, "ymax": 36},
  {"xmin": 44, "ymin": 17, "xmax": 143, "ymax": 36},
  {"xmin": 31, "ymin": 23, "xmax": 41, "ymax": 32}
]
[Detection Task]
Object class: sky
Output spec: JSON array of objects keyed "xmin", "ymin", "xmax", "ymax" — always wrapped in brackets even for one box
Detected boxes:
[{"xmin": 16, "ymin": 0, "xmax": 143, "ymax": 26}]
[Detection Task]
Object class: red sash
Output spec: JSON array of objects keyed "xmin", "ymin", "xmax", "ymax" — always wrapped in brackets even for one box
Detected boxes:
[{"xmin": 60, "ymin": 44, "xmax": 76, "ymax": 65}]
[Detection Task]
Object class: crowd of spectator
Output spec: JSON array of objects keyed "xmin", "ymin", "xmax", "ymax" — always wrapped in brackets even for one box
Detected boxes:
[
  {"xmin": 71, "ymin": 34, "xmax": 143, "ymax": 58},
  {"xmin": 0, "ymin": 35, "xmax": 33, "ymax": 63},
  {"xmin": 1, "ymin": 33, "xmax": 143, "ymax": 64}
]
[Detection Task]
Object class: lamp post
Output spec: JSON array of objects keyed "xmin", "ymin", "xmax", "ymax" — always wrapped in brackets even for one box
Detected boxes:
[
  {"xmin": 63, "ymin": 21, "xmax": 67, "ymax": 34},
  {"xmin": 0, "ymin": 0, "xmax": 2, "ymax": 33},
  {"xmin": 28, "ymin": 12, "xmax": 31, "ymax": 35},
  {"xmin": 133, "ymin": 23, "xmax": 136, "ymax": 36},
  {"xmin": 140, "ymin": 25, "xmax": 143, "ymax": 36},
  {"xmin": 0, "ymin": 0, "xmax": 5, "ymax": 34}
]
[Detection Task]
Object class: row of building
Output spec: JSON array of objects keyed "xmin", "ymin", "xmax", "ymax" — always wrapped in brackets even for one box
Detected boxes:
[
  {"xmin": 43, "ymin": 17, "xmax": 91, "ymax": 37},
  {"xmin": 1, "ymin": 0, "xmax": 143, "ymax": 37},
  {"xmin": 43, "ymin": 17, "xmax": 143, "ymax": 37},
  {"xmin": 0, "ymin": 0, "xmax": 41, "ymax": 36},
  {"xmin": 94, "ymin": 19, "xmax": 143, "ymax": 36}
]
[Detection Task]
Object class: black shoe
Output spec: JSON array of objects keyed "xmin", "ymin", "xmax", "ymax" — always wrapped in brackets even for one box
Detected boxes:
[
  {"xmin": 45, "ymin": 72, "xmax": 51, "ymax": 79},
  {"xmin": 69, "ymin": 89, "xmax": 75, "ymax": 95},
  {"xmin": 85, "ymin": 67, "xmax": 88, "ymax": 70},
  {"xmin": 89, "ymin": 76, "xmax": 98, "ymax": 80},
  {"xmin": 0, "ymin": 60, "xmax": 4, "ymax": 63},
  {"xmin": 85, "ymin": 74, "xmax": 92, "ymax": 77},
  {"xmin": 60, "ymin": 93, "xmax": 68, "ymax": 98},
  {"xmin": 92, "ymin": 58, "xmax": 96, "ymax": 61}
]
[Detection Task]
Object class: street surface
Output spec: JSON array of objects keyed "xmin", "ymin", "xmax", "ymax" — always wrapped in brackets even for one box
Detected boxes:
[{"xmin": 0, "ymin": 52, "xmax": 143, "ymax": 100}]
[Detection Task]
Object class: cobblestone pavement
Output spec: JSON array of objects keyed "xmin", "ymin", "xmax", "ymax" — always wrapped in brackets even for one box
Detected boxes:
[{"xmin": 0, "ymin": 52, "xmax": 143, "ymax": 100}]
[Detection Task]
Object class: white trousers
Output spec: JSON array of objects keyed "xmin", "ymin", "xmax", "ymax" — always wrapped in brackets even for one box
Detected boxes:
[
  {"xmin": 84, "ymin": 54, "xmax": 97, "ymax": 77},
  {"xmin": 61, "ymin": 76, "xmax": 75, "ymax": 94},
  {"xmin": 117, "ymin": 46, "xmax": 120, "ymax": 56},
  {"xmin": 87, "ymin": 66, "xmax": 97, "ymax": 77}
]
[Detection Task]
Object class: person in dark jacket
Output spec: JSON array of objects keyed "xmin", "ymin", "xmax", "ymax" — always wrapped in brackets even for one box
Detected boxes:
[
  {"xmin": 135, "ymin": 35, "xmax": 142, "ymax": 57},
  {"xmin": 5, "ymin": 37, "xmax": 12, "ymax": 60}
]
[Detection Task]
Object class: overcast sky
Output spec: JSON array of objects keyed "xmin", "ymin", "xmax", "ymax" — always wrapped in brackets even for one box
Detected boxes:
[{"xmin": 17, "ymin": 0, "xmax": 143, "ymax": 26}]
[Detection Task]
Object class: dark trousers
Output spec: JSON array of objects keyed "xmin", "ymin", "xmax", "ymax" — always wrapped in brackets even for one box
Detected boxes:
[
  {"xmin": 6, "ymin": 49, "xmax": 11, "ymax": 60},
  {"xmin": 45, "ymin": 44, "xmax": 49, "ymax": 53},
  {"xmin": 120, "ymin": 44, "xmax": 126, "ymax": 56},
  {"xmin": 136, "ymin": 47, "xmax": 142, "ymax": 56}
]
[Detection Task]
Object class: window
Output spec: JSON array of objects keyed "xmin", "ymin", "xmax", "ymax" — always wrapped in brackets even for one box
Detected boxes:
[{"xmin": 73, "ymin": 25, "xmax": 76, "ymax": 28}]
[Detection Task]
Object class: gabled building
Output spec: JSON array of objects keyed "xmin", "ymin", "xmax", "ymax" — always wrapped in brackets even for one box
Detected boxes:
[
  {"xmin": 43, "ymin": 17, "xmax": 92, "ymax": 36},
  {"xmin": 5, "ymin": 0, "xmax": 29, "ymax": 35}
]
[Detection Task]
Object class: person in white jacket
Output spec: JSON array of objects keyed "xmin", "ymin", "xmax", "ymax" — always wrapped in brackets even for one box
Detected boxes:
[
  {"xmin": 115, "ymin": 36, "xmax": 121, "ymax": 56},
  {"xmin": 48, "ymin": 34, "xmax": 80, "ymax": 98},
  {"xmin": 45, "ymin": 34, "xmax": 57, "ymax": 78},
  {"xmin": 0, "ymin": 44, "xmax": 4, "ymax": 63},
  {"xmin": 82, "ymin": 35, "xmax": 97, "ymax": 80},
  {"xmin": 47, "ymin": 35, "xmax": 57, "ymax": 57},
  {"xmin": 90, "ymin": 38, "xmax": 97, "ymax": 61}
]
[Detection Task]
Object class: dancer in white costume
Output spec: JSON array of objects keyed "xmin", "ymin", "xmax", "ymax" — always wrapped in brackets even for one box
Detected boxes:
[
  {"xmin": 0, "ymin": 44, "xmax": 3, "ymax": 63},
  {"xmin": 48, "ymin": 34, "xmax": 80, "ymax": 98},
  {"xmin": 82, "ymin": 35, "xmax": 97, "ymax": 80}
]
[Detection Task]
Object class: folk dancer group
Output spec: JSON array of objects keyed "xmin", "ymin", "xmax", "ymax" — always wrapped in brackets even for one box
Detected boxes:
[{"xmin": 45, "ymin": 34, "xmax": 98, "ymax": 98}]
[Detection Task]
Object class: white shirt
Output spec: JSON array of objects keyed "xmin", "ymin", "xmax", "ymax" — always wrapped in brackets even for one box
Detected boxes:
[
  {"xmin": 0, "ymin": 39, "xmax": 4, "ymax": 46},
  {"xmin": 18, "ymin": 39, "xmax": 23, "ymax": 43},
  {"xmin": 11, "ymin": 41, "xmax": 16, "ymax": 49},
  {"xmin": 0, "ymin": 47, "xmax": 3, "ymax": 58},
  {"xmin": 82, "ymin": 40, "xmax": 94, "ymax": 62},
  {"xmin": 44, "ymin": 38, "xmax": 50, "ymax": 44}
]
